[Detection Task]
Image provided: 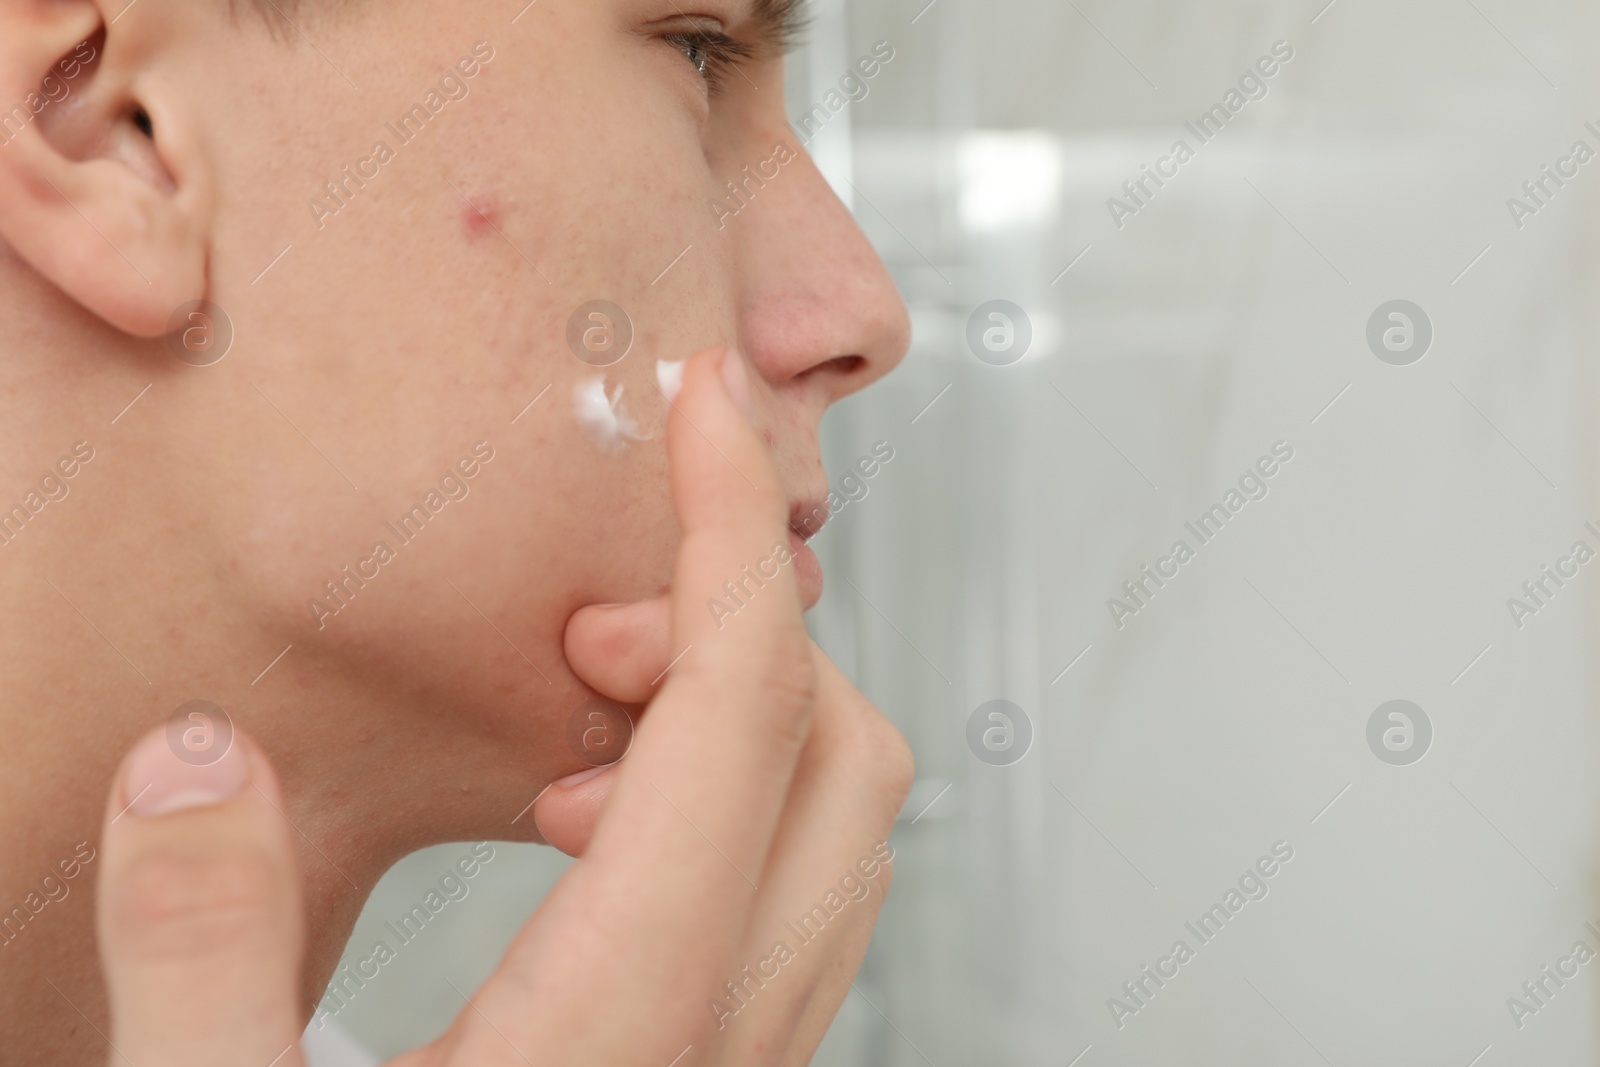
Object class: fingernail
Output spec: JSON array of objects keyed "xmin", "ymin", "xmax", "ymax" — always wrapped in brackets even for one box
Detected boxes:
[
  {"xmin": 720, "ymin": 348, "xmax": 758, "ymax": 425},
  {"xmin": 122, "ymin": 729, "xmax": 249, "ymax": 818},
  {"xmin": 551, "ymin": 763, "xmax": 615, "ymax": 789}
]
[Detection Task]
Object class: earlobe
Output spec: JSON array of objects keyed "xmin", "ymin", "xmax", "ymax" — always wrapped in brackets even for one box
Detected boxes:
[{"xmin": 0, "ymin": 0, "xmax": 212, "ymax": 338}]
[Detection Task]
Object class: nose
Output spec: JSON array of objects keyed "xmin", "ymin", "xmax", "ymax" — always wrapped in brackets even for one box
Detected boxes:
[{"xmin": 724, "ymin": 134, "xmax": 911, "ymax": 416}]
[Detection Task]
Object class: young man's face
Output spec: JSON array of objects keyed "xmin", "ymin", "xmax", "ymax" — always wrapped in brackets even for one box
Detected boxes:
[{"xmin": 97, "ymin": 0, "xmax": 909, "ymax": 803}]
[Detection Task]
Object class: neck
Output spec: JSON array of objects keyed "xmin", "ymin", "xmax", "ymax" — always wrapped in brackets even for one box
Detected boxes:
[{"xmin": 0, "ymin": 591, "xmax": 407, "ymax": 1062}]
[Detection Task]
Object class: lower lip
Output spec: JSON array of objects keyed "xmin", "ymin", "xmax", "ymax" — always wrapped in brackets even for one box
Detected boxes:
[{"xmin": 789, "ymin": 530, "xmax": 823, "ymax": 608}]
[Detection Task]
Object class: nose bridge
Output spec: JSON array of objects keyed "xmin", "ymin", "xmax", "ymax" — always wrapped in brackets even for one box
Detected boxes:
[{"xmin": 725, "ymin": 131, "xmax": 910, "ymax": 391}]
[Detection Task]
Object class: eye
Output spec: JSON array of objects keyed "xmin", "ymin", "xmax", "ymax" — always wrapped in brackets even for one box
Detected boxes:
[
  {"xmin": 668, "ymin": 33, "xmax": 712, "ymax": 75},
  {"xmin": 661, "ymin": 28, "xmax": 752, "ymax": 91}
]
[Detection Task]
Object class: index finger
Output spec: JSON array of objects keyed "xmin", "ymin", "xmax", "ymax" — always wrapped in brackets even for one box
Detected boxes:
[
  {"xmin": 598, "ymin": 345, "xmax": 815, "ymax": 862},
  {"xmin": 479, "ymin": 347, "xmax": 816, "ymax": 1053}
]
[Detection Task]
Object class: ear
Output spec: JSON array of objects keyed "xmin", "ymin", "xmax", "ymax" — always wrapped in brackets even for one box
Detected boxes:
[{"xmin": 0, "ymin": 0, "xmax": 213, "ymax": 338}]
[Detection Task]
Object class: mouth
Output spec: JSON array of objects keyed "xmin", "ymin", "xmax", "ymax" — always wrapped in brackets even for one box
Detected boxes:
[{"xmin": 788, "ymin": 497, "xmax": 829, "ymax": 609}]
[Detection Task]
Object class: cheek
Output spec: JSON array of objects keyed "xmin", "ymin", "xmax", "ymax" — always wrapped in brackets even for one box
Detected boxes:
[
  {"xmin": 545, "ymin": 445, "xmax": 677, "ymax": 599},
  {"xmin": 206, "ymin": 4, "xmax": 735, "ymax": 730},
  {"xmin": 461, "ymin": 357, "xmax": 681, "ymax": 627}
]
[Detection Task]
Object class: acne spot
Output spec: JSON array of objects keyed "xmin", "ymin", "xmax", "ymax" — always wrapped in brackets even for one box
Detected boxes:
[{"xmin": 461, "ymin": 194, "xmax": 502, "ymax": 239}]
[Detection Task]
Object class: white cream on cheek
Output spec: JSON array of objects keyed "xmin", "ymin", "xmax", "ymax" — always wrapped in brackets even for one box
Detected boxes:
[
  {"xmin": 573, "ymin": 376, "xmax": 647, "ymax": 452},
  {"xmin": 573, "ymin": 361, "xmax": 686, "ymax": 453},
  {"xmin": 656, "ymin": 359, "xmax": 684, "ymax": 404}
]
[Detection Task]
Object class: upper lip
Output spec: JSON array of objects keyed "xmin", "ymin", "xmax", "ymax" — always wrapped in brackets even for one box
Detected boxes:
[{"xmin": 788, "ymin": 494, "xmax": 830, "ymax": 541}]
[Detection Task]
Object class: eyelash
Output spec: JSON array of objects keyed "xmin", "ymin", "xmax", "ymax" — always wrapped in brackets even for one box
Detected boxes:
[{"xmin": 663, "ymin": 29, "xmax": 751, "ymax": 91}]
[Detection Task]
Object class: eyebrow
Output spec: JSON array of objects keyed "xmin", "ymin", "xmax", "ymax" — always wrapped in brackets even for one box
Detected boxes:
[{"xmin": 748, "ymin": 0, "xmax": 810, "ymax": 54}]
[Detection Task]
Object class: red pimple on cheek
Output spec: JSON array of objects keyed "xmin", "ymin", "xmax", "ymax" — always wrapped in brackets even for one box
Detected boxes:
[{"xmin": 462, "ymin": 194, "xmax": 502, "ymax": 239}]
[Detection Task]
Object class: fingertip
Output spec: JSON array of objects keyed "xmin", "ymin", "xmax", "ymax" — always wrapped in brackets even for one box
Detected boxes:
[
  {"xmin": 670, "ymin": 346, "xmax": 754, "ymax": 442},
  {"xmin": 533, "ymin": 763, "xmax": 620, "ymax": 857},
  {"xmin": 118, "ymin": 726, "xmax": 251, "ymax": 820},
  {"xmin": 719, "ymin": 347, "xmax": 758, "ymax": 424},
  {"xmin": 564, "ymin": 599, "xmax": 672, "ymax": 703},
  {"xmin": 668, "ymin": 347, "xmax": 786, "ymax": 537}
]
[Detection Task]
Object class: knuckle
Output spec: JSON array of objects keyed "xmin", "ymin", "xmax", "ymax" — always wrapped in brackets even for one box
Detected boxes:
[
  {"xmin": 825, "ymin": 698, "xmax": 915, "ymax": 815},
  {"xmin": 109, "ymin": 844, "xmax": 286, "ymax": 960},
  {"xmin": 877, "ymin": 850, "xmax": 899, "ymax": 896},
  {"xmin": 863, "ymin": 711, "xmax": 916, "ymax": 811},
  {"xmin": 757, "ymin": 638, "xmax": 819, "ymax": 747}
]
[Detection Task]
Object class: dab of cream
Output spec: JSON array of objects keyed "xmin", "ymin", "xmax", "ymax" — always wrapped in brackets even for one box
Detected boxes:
[
  {"xmin": 656, "ymin": 359, "xmax": 685, "ymax": 404},
  {"xmin": 574, "ymin": 376, "xmax": 647, "ymax": 452}
]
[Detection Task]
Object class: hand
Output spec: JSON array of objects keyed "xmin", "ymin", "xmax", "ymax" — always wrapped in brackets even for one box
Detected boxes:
[{"xmin": 96, "ymin": 347, "xmax": 914, "ymax": 1067}]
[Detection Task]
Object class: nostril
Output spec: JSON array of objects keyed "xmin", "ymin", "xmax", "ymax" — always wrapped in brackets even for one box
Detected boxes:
[{"xmin": 813, "ymin": 355, "xmax": 865, "ymax": 377}]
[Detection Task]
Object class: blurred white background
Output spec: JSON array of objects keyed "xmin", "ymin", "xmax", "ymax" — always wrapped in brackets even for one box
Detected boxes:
[{"xmin": 315, "ymin": 1, "xmax": 1600, "ymax": 1064}]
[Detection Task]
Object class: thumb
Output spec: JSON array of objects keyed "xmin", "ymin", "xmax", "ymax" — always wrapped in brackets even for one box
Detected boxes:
[
  {"xmin": 563, "ymin": 598, "xmax": 671, "ymax": 704},
  {"xmin": 98, "ymin": 724, "xmax": 308, "ymax": 1067},
  {"xmin": 540, "ymin": 578, "xmax": 671, "ymax": 855},
  {"xmin": 531, "ymin": 761, "xmax": 620, "ymax": 857}
]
